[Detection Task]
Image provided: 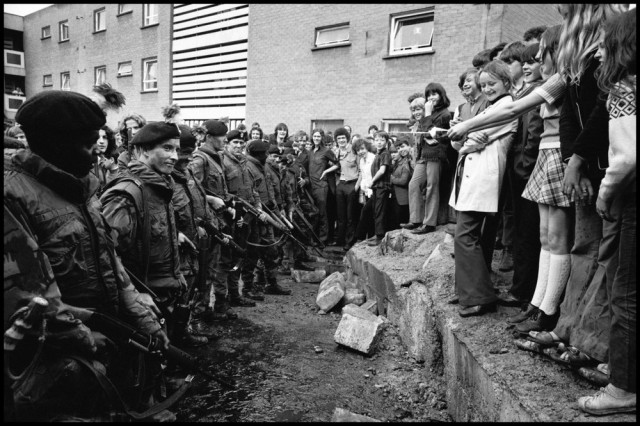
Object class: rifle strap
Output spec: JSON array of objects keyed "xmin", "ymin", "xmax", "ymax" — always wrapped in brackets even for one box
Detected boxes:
[{"xmin": 67, "ymin": 355, "xmax": 191, "ymax": 421}]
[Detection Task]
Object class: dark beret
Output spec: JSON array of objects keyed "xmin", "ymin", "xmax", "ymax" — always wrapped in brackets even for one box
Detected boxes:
[
  {"xmin": 246, "ymin": 140, "xmax": 269, "ymax": 155},
  {"xmin": 178, "ymin": 124, "xmax": 196, "ymax": 150},
  {"xmin": 15, "ymin": 90, "xmax": 105, "ymax": 133},
  {"xmin": 268, "ymin": 145, "xmax": 281, "ymax": 154},
  {"xmin": 226, "ymin": 129, "xmax": 243, "ymax": 142},
  {"xmin": 334, "ymin": 127, "xmax": 350, "ymax": 141},
  {"xmin": 203, "ymin": 119, "xmax": 228, "ymax": 137},
  {"xmin": 130, "ymin": 122, "xmax": 180, "ymax": 146}
]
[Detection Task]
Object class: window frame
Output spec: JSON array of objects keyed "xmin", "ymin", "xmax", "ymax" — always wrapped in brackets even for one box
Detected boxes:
[
  {"xmin": 4, "ymin": 50, "xmax": 24, "ymax": 68},
  {"xmin": 59, "ymin": 20, "xmax": 69, "ymax": 42},
  {"xmin": 117, "ymin": 4, "xmax": 133, "ymax": 16},
  {"xmin": 60, "ymin": 72, "xmax": 71, "ymax": 91},
  {"xmin": 43, "ymin": 74, "xmax": 53, "ymax": 87},
  {"xmin": 41, "ymin": 25, "xmax": 51, "ymax": 39},
  {"xmin": 381, "ymin": 119, "xmax": 411, "ymax": 134},
  {"xmin": 93, "ymin": 7, "xmax": 106, "ymax": 33},
  {"xmin": 117, "ymin": 61, "xmax": 133, "ymax": 77},
  {"xmin": 141, "ymin": 57, "xmax": 158, "ymax": 92},
  {"xmin": 95, "ymin": 65, "xmax": 107, "ymax": 85},
  {"xmin": 142, "ymin": 4, "xmax": 159, "ymax": 27},
  {"xmin": 388, "ymin": 8, "xmax": 435, "ymax": 57},
  {"xmin": 314, "ymin": 23, "xmax": 350, "ymax": 49}
]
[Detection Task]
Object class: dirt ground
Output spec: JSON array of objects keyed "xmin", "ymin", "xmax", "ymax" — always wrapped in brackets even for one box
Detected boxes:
[{"xmin": 173, "ymin": 250, "xmax": 452, "ymax": 422}]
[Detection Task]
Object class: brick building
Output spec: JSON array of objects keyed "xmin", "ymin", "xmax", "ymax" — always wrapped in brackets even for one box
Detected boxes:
[{"xmin": 245, "ymin": 3, "xmax": 561, "ymax": 136}]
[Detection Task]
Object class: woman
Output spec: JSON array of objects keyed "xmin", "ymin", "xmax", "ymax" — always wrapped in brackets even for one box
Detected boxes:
[
  {"xmin": 450, "ymin": 61, "xmax": 518, "ymax": 317},
  {"xmin": 308, "ymin": 128, "xmax": 338, "ymax": 243},
  {"xmin": 92, "ymin": 125, "xmax": 119, "ymax": 193},
  {"xmin": 270, "ymin": 122, "xmax": 289, "ymax": 149},
  {"xmin": 250, "ymin": 126, "xmax": 264, "ymax": 141},
  {"xmin": 406, "ymin": 83, "xmax": 452, "ymax": 234},
  {"xmin": 578, "ymin": 10, "xmax": 636, "ymax": 415},
  {"xmin": 354, "ymin": 137, "xmax": 376, "ymax": 242},
  {"xmin": 334, "ymin": 127, "xmax": 359, "ymax": 250}
]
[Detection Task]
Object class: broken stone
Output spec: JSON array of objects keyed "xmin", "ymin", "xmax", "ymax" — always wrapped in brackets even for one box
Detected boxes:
[
  {"xmin": 334, "ymin": 311, "xmax": 385, "ymax": 355},
  {"xmin": 316, "ymin": 273, "xmax": 346, "ymax": 311},
  {"xmin": 342, "ymin": 304, "xmax": 379, "ymax": 321},
  {"xmin": 292, "ymin": 268, "xmax": 327, "ymax": 283},
  {"xmin": 342, "ymin": 288, "xmax": 366, "ymax": 306},
  {"xmin": 318, "ymin": 309, "xmax": 327, "ymax": 315},
  {"xmin": 331, "ymin": 407, "xmax": 381, "ymax": 422},
  {"xmin": 319, "ymin": 271, "xmax": 346, "ymax": 293}
]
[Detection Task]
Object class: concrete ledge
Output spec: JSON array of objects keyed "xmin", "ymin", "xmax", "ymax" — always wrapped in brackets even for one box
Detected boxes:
[{"xmin": 344, "ymin": 228, "xmax": 635, "ymax": 422}]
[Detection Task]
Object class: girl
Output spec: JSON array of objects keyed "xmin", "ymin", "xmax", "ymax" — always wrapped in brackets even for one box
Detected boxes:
[
  {"xmin": 367, "ymin": 131, "xmax": 393, "ymax": 246},
  {"xmin": 408, "ymin": 83, "xmax": 452, "ymax": 235},
  {"xmin": 450, "ymin": 61, "xmax": 518, "ymax": 317},
  {"xmin": 270, "ymin": 122, "xmax": 289, "ymax": 149},
  {"xmin": 354, "ymin": 137, "xmax": 377, "ymax": 242},
  {"xmin": 250, "ymin": 126, "xmax": 264, "ymax": 141},
  {"xmin": 308, "ymin": 128, "xmax": 338, "ymax": 243},
  {"xmin": 93, "ymin": 124, "xmax": 119, "ymax": 193},
  {"xmin": 578, "ymin": 9, "xmax": 636, "ymax": 416},
  {"xmin": 390, "ymin": 137, "xmax": 413, "ymax": 228}
]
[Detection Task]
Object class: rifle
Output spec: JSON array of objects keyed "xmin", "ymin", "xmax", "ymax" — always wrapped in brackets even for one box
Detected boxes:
[
  {"xmin": 197, "ymin": 218, "xmax": 245, "ymax": 256},
  {"xmin": 205, "ymin": 188, "xmax": 284, "ymax": 231},
  {"xmin": 82, "ymin": 310, "xmax": 235, "ymax": 390},
  {"xmin": 259, "ymin": 202, "xmax": 310, "ymax": 252},
  {"xmin": 173, "ymin": 231, "xmax": 209, "ymax": 331},
  {"xmin": 292, "ymin": 204, "xmax": 325, "ymax": 249}
]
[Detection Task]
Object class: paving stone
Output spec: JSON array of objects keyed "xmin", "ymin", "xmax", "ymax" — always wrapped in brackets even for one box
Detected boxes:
[{"xmin": 334, "ymin": 311, "xmax": 385, "ymax": 355}]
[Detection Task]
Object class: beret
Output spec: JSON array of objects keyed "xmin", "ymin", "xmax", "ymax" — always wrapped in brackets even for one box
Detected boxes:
[
  {"xmin": 130, "ymin": 121, "xmax": 180, "ymax": 146},
  {"xmin": 267, "ymin": 145, "xmax": 281, "ymax": 154},
  {"xmin": 226, "ymin": 129, "xmax": 243, "ymax": 142},
  {"xmin": 16, "ymin": 90, "xmax": 105, "ymax": 133},
  {"xmin": 246, "ymin": 140, "xmax": 269, "ymax": 154},
  {"xmin": 333, "ymin": 127, "xmax": 350, "ymax": 141},
  {"xmin": 203, "ymin": 119, "xmax": 228, "ymax": 137},
  {"xmin": 178, "ymin": 124, "xmax": 196, "ymax": 150}
]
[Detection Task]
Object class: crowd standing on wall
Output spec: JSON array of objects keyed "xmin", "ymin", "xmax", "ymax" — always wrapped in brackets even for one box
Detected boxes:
[{"xmin": 3, "ymin": 4, "xmax": 635, "ymax": 421}]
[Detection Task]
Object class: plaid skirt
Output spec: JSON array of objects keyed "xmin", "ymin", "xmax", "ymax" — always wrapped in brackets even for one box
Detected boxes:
[{"xmin": 522, "ymin": 148, "xmax": 572, "ymax": 207}]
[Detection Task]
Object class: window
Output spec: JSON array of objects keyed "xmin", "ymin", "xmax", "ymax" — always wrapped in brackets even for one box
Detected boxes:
[
  {"xmin": 61, "ymin": 72, "xmax": 71, "ymax": 91},
  {"xmin": 94, "ymin": 8, "xmax": 106, "ymax": 32},
  {"xmin": 4, "ymin": 50, "xmax": 24, "ymax": 68},
  {"xmin": 142, "ymin": 58, "xmax": 157, "ymax": 91},
  {"xmin": 311, "ymin": 119, "xmax": 344, "ymax": 136},
  {"xmin": 118, "ymin": 4, "xmax": 133, "ymax": 15},
  {"xmin": 315, "ymin": 24, "xmax": 349, "ymax": 48},
  {"xmin": 381, "ymin": 119, "xmax": 410, "ymax": 134},
  {"xmin": 95, "ymin": 66, "xmax": 107, "ymax": 85},
  {"xmin": 117, "ymin": 61, "xmax": 133, "ymax": 77},
  {"xmin": 59, "ymin": 20, "xmax": 69, "ymax": 42},
  {"xmin": 389, "ymin": 9, "xmax": 434, "ymax": 56},
  {"xmin": 143, "ymin": 4, "xmax": 159, "ymax": 26},
  {"xmin": 6, "ymin": 97, "xmax": 24, "ymax": 111},
  {"xmin": 41, "ymin": 26, "xmax": 51, "ymax": 39},
  {"xmin": 43, "ymin": 74, "xmax": 53, "ymax": 87}
]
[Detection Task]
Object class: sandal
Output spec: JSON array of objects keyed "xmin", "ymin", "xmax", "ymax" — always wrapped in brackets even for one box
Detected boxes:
[
  {"xmin": 547, "ymin": 346, "xmax": 594, "ymax": 367},
  {"xmin": 527, "ymin": 330, "xmax": 563, "ymax": 347}
]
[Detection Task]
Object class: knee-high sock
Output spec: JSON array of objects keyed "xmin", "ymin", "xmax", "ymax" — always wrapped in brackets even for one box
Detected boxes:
[
  {"xmin": 539, "ymin": 253, "xmax": 571, "ymax": 315},
  {"xmin": 530, "ymin": 249, "xmax": 551, "ymax": 307}
]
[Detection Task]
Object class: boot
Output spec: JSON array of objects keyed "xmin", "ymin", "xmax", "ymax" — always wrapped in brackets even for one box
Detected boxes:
[
  {"xmin": 515, "ymin": 309, "xmax": 558, "ymax": 335},
  {"xmin": 188, "ymin": 320, "xmax": 221, "ymax": 340},
  {"xmin": 212, "ymin": 297, "xmax": 238, "ymax": 321},
  {"xmin": 229, "ymin": 294, "xmax": 256, "ymax": 307},
  {"xmin": 265, "ymin": 273, "xmax": 291, "ymax": 295},
  {"xmin": 506, "ymin": 303, "xmax": 539, "ymax": 324}
]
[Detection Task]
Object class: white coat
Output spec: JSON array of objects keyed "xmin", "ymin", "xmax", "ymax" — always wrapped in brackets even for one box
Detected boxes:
[{"xmin": 449, "ymin": 95, "xmax": 517, "ymax": 213}]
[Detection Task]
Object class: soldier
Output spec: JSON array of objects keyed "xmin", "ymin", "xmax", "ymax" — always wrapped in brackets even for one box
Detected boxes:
[
  {"xmin": 188, "ymin": 120, "xmax": 239, "ymax": 320},
  {"xmin": 221, "ymin": 129, "xmax": 263, "ymax": 305},
  {"xmin": 241, "ymin": 140, "xmax": 292, "ymax": 296},
  {"xmin": 4, "ymin": 90, "xmax": 171, "ymax": 421}
]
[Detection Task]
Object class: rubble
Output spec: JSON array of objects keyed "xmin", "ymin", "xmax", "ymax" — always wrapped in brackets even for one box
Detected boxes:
[
  {"xmin": 292, "ymin": 268, "xmax": 326, "ymax": 283},
  {"xmin": 334, "ymin": 307, "xmax": 386, "ymax": 355},
  {"xmin": 316, "ymin": 272, "xmax": 346, "ymax": 311},
  {"xmin": 331, "ymin": 408, "xmax": 381, "ymax": 422},
  {"xmin": 342, "ymin": 288, "xmax": 365, "ymax": 306}
]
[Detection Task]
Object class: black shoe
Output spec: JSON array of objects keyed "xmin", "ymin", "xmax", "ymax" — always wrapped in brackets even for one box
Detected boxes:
[
  {"xmin": 411, "ymin": 225, "xmax": 436, "ymax": 235},
  {"xmin": 189, "ymin": 321, "xmax": 220, "ymax": 339},
  {"xmin": 229, "ymin": 296, "xmax": 256, "ymax": 307},
  {"xmin": 506, "ymin": 303, "xmax": 539, "ymax": 324},
  {"xmin": 400, "ymin": 223, "xmax": 421, "ymax": 230},
  {"xmin": 245, "ymin": 289, "xmax": 265, "ymax": 301},
  {"xmin": 497, "ymin": 291, "xmax": 521, "ymax": 306},
  {"xmin": 458, "ymin": 302, "xmax": 496, "ymax": 317},
  {"xmin": 293, "ymin": 261, "xmax": 314, "ymax": 271},
  {"xmin": 265, "ymin": 283, "xmax": 292, "ymax": 295},
  {"xmin": 498, "ymin": 248, "xmax": 514, "ymax": 272},
  {"xmin": 515, "ymin": 309, "xmax": 557, "ymax": 335}
]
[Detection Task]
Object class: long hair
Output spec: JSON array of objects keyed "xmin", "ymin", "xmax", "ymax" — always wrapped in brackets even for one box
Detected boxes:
[
  {"xmin": 596, "ymin": 10, "xmax": 636, "ymax": 99},
  {"xmin": 311, "ymin": 128, "xmax": 325, "ymax": 147},
  {"xmin": 100, "ymin": 125, "xmax": 117, "ymax": 159},
  {"xmin": 424, "ymin": 82, "xmax": 451, "ymax": 110},
  {"xmin": 274, "ymin": 122, "xmax": 289, "ymax": 141},
  {"xmin": 539, "ymin": 25, "xmax": 562, "ymax": 75},
  {"xmin": 556, "ymin": 4, "xmax": 628, "ymax": 85}
]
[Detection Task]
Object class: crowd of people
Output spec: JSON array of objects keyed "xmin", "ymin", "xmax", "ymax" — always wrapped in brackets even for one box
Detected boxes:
[{"xmin": 3, "ymin": 4, "xmax": 635, "ymax": 421}]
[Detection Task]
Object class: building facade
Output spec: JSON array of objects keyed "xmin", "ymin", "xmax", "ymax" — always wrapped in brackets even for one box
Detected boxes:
[
  {"xmin": 4, "ymin": 13, "xmax": 27, "ymax": 123},
  {"xmin": 245, "ymin": 3, "xmax": 561, "ymax": 136}
]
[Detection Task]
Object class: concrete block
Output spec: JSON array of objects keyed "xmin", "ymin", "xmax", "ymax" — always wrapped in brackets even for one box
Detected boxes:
[
  {"xmin": 342, "ymin": 303, "xmax": 379, "ymax": 321},
  {"xmin": 334, "ymin": 311, "xmax": 385, "ymax": 355},
  {"xmin": 331, "ymin": 407, "xmax": 381, "ymax": 422},
  {"xmin": 342, "ymin": 288, "xmax": 365, "ymax": 306},
  {"xmin": 292, "ymin": 268, "xmax": 326, "ymax": 283},
  {"xmin": 316, "ymin": 284, "xmax": 345, "ymax": 312},
  {"xmin": 319, "ymin": 271, "xmax": 346, "ymax": 293}
]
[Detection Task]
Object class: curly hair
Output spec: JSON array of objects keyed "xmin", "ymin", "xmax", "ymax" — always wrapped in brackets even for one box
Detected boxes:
[
  {"xmin": 100, "ymin": 125, "xmax": 117, "ymax": 158},
  {"xmin": 596, "ymin": 9, "xmax": 636, "ymax": 99},
  {"xmin": 523, "ymin": 26, "xmax": 547, "ymax": 42},
  {"xmin": 556, "ymin": 4, "xmax": 628, "ymax": 85}
]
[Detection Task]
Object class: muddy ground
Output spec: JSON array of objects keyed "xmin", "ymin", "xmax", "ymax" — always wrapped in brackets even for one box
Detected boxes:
[{"xmin": 174, "ymin": 248, "xmax": 452, "ymax": 422}]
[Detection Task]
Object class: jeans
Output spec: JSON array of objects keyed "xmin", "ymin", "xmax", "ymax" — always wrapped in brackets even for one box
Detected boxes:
[{"xmin": 336, "ymin": 180, "xmax": 358, "ymax": 245}]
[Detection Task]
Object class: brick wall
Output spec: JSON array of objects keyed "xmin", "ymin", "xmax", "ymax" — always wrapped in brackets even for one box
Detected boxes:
[
  {"xmin": 23, "ymin": 4, "xmax": 172, "ymax": 130},
  {"xmin": 246, "ymin": 3, "xmax": 560, "ymax": 136}
]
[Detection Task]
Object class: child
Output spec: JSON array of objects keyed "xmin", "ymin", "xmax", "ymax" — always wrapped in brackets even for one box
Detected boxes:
[
  {"xmin": 354, "ymin": 137, "xmax": 376, "ymax": 242},
  {"xmin": 367, "ymin": 131, "xmax": 393, "ymax": 246},
  {"xmin": 449, "ymin": 61, "xmax": 518, "ymax": 317},
  {"xmin": 390, "ymin": 137, "xmax": 413, "ymax": 228}
]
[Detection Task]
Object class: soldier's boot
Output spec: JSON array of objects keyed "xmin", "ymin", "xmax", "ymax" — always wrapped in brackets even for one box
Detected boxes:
[
  {"xmin": 228, "ymin": 275, "xmax": 256, "ymax": 307},
  {"xmin": 264, "ymin": 270, "xmax": 292, "ymax": 295},
  {"xmin": 241, "ymin": 269, "xmax": 264, "ymax": 301},
  {"xmin": 212, "ymin": 296, "xmax": 238, "ymax": 321},
  {"xmin": 171, "ymin": 305, "xmax": 208, "ymax": 348}
]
